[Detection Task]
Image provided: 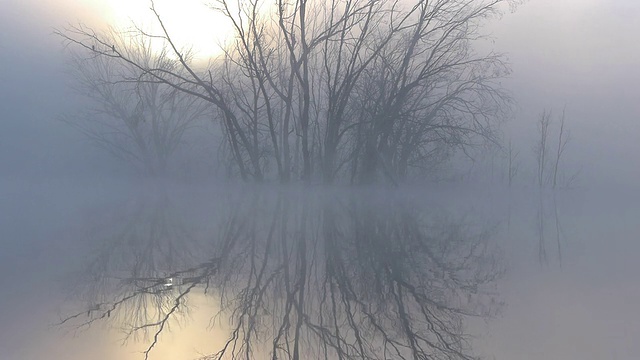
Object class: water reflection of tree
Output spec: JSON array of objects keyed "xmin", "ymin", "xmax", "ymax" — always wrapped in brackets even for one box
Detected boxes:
[
  {"xmin": 59, "ymin": 191, "xmax": 503, "ymax": 360},
  {"xmin": 59, "ymin": 191, "xmax": 210, "ymax": 341},
  {"xmin": 536, "ymin": 192, "xmax": 566, "ymax": 267}
]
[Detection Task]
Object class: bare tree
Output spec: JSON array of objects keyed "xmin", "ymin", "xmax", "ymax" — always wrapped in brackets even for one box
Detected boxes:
[
  {"xmin": 534, "ymin": 109, "xmax": 551, "ymax": 188},
  {"xmin": 552, "ymin": 107, "xmax": 569, "ymax": 189},
  {"xmin": 532, "ymin": 108, "xmax": 576, "ymax": 189},
  {"xmin": 57, "ymin": 0, "xmax": 516, "ymax": 184},
  {"xmin": 506, "ymin": 139, "xmax": 519, "ymax": 187},
  {"xmin": 59, "ymin": 29, "xmax": 209, "ymax": 176}
]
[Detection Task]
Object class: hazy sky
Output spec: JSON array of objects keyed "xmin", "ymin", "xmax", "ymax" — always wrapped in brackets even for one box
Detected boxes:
[
  {"xmin": 490, "ymin": 0, "xmax": 640, "ymax": 188},
  {"xmin": 1, "ymin": 0, "xmax": 639, "ymax": 186}
]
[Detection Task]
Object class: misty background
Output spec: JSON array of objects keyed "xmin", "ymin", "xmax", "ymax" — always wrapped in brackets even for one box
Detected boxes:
[
  {"xmin": 1, "ymin": 0, "xmax": 640, "ymax": 359},
  {"xmin": 2, "ymin": 0, "xmax": 639, "ymax": 187}
]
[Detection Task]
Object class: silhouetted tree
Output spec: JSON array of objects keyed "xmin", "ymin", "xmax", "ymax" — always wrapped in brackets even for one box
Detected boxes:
[
  {"xmin": 534, "ymin": 110, "xmax": 551, "ymax": 188},
  {"xmin": 59, "ymin": 29, "xmax": 208, "ymax": 176},
  {"xmin": 506, "ymin": 139, "xmax": 519, "ymax": 187},
  {"xmin": 57, "ymin": 0, "xmax": 516, "ymax": 184},
  {"xmin": 552, "ymin": 107, "xmax": 569, "ymax": 189},
  {"xmin": 532, "ymin": 108, "xmax": 577, "ymax": 189}
]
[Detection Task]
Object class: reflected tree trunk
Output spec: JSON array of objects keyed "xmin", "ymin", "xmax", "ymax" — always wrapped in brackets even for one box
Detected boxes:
[{"xmin": 58, "ymin": 189, "xmax": 504, "ymax": 360}]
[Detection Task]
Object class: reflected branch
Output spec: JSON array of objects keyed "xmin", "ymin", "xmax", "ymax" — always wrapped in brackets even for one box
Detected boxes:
[{"xmin": 58, "ymin": 190, "xmax": 503, "ymax": 360}]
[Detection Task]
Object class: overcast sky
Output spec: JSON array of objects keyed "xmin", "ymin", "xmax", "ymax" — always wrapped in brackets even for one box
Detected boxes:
[
  {"xmin": 1, "ymin": 0, "xmax": 639, "ymax": 187},
  {"xmin": 491, "ymin": 0, "xmax": 640, "ymax": 188}
]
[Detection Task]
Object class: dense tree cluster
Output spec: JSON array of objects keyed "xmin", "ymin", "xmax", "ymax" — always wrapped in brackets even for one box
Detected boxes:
[{"xmin": 58, "ymin": 0, "xmax": 514, "ymax": 184}]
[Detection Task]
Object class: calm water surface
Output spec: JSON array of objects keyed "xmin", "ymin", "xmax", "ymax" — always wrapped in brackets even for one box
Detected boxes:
[{"xmin": 1, "ymin": 180, "xmax": 638, "ymax": 359}]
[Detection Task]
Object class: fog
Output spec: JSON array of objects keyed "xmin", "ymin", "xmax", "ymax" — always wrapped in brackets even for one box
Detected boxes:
[{"xmin": 1, "ymin": 0, "xmax": 639, "ymax": 359}]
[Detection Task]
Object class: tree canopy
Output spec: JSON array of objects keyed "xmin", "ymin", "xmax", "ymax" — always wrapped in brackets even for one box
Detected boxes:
[{"xmin": 57, "ymin": 0, "xmax": 515, "ymax": 184}]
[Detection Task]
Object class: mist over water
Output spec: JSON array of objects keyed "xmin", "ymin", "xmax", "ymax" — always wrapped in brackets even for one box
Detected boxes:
[
  {"xmin": 2, "ymin": 181, "xmax": 639, "ymax": 359},
  {"xmin": 2, "ymin": 0, "xmax": 640, "ymax": 359}
]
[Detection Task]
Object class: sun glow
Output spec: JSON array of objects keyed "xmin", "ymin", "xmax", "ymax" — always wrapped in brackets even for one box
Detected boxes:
[{"xmin": 104, "ymin": 0, "xmax": 231, "ymax": 60}]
